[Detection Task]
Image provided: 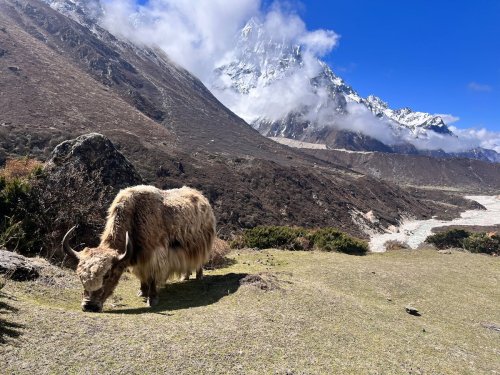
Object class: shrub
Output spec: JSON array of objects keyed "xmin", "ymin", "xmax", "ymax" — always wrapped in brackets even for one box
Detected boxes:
[
  {"xmin": 231, "ymin": 225, "xmax": 368, "ymax": 255},
  {"xmin": 308, "ymin": 228, "xmax": 368, "ymax": 255},
  {"xmin": 462, "ymin": 233, "xmax": 499, "ymax": 255},
  {"xmin": 425, "ymin": 229, "xmax": 470, "ymax": 249},
  {"xmin": 231, "ymin": 226, "xmax": 307, "ymax": 251},
  {"xmin": 425, "ymin": 229, "xmax": 499, "ymax": 255},
  {"xmin": 0, "ymin": 158, "xmax": 43, "ymax": 181},
  {"xmin": 0, "ymin": 158, "xmax": 44, "ymax": 252}
]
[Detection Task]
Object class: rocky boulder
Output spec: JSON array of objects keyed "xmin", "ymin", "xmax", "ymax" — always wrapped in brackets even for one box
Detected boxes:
[
  {"xmin": 32, "ymin": 133, "xmax": 143, "ymax": 261},
  {"xmin": 0, "ymin": 249, "xmax": 39, "ymax": 281},
  {"xmin": 45, "ymin": 132, "xmax": 143, "ymax": 186}
]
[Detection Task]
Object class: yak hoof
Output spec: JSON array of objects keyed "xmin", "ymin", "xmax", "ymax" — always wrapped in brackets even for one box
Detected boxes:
[
  {"xmin": 196, "ymin": 269, "xmax": 204, "ymax": 280},
  {"xmin": 147, "ymin": 296, "xmax": 159, "ymax": 307}
]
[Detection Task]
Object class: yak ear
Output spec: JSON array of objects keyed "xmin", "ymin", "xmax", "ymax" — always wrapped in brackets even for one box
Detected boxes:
[{"xmin": 117, "ymin": 232, "xmax": 133, "ymax": 263}]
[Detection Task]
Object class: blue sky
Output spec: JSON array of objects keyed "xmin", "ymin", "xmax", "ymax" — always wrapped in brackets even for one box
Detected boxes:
[
  {"xmin": 288, "ymin": 0, "xmax": 500, "ymax": 131},
  {"xmin": 133, "ymin": 0, "xmax": 499, "ymax": 132}
]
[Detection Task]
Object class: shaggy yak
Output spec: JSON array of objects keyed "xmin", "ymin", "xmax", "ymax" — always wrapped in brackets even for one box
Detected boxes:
[{"xmin": 62, "ymin": 185, "xmax": 216, "ymax": 312}]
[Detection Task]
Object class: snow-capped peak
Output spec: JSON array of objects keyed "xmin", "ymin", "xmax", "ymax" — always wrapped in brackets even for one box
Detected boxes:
[
  {"xmin": 213, "ymin": 19, "xmax": 454, "ymax": 142},
  {"xmin": 365, "ymin": 95, "xmax": 389, "ymax": 110}
]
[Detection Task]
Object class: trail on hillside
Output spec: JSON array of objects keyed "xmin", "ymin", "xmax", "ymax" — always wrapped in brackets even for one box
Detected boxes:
[{"xmin": 370, "ymin": 195, "xmax": 500, "ymax": 252}]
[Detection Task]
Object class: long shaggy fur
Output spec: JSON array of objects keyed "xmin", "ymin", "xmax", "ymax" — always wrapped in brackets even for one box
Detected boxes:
[{"xmin": 100, "ymin": 185, "xmax": 216, "ymax": 284}]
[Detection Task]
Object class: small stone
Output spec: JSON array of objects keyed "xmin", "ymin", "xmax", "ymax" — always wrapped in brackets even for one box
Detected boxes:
[
  {"xmin": 438, "ymin": 249, "xmax": 452, "ymax": 254},
  {"xmin": 405, "ymin": 306, "xmax": 421, "ymax": 316}
]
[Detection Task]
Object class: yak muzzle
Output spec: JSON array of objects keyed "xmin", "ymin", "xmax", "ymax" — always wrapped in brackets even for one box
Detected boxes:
[{"xmin": 82, "ymin": 302, "xmax": 103, "ymax": 313}]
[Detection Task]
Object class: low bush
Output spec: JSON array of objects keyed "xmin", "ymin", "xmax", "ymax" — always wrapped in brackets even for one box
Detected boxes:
[
  {"xmin": 425, "ymin": 229, "xmax": 499, "ymax": 255},
  {"xmin": 425, "ymin": 229, "xmax": 470, "ymax": 249},
  {"xmin": 231, "ymin": 225, "xmax": 368, "ymax": 255},
  {"xmin": 462, "ymin": 233, "xmax": 499, "ymax": 256},
  {"xmin": 0, "ymin": 158, "xmax": 44, "ymax": 252},
  {"xmin": 232, "ymin": 226, "xmax": 308, "ymax": 251},
  {"xmin": 308, "ymin": 228, "xmax": 368, "ymax": 255}
]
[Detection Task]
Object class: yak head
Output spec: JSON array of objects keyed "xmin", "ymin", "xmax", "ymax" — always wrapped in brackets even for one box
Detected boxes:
[{"xmin": 62, "ymin": 226, "xmax": 133, "ymax": 313}]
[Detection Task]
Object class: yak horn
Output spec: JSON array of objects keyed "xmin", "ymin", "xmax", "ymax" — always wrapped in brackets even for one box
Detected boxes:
[
  {"xmin": 118, "ymin": 232, "xmax": 133, "ymax": 263},
  {"xmin": 62, "ymin": 226, "xmax": 80, "ymax": 260}
]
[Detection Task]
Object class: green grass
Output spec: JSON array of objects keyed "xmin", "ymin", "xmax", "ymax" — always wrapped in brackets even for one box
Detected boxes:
[{"xmin": 1, "ymin": 249, "xmax": 499, "ymax": 374}]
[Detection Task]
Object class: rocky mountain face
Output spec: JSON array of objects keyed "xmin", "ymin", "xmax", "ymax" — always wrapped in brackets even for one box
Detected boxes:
[
  {"xmin": 305, "ymin": 148, "xmax": 500, "ymax": 194},
  {"xmin": 213, "ymin": 18, "xmax": 499, "ymax": 162},
  {"xmin": 363, "ymin": 95, "xmax": 451, "ymax": 135},
  {"xmin": 0, "ymin": 0, "xmax": 488, "ymax": 239},
  {"xmin": 41, "ymin": 0, "xmax": 103, "ymax": 25}
]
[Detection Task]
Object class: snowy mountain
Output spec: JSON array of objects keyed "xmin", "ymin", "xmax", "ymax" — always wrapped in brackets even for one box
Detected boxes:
[
  {"xmin": 364, "ymin": 96, "xmax": 452, "ymax": 135},
  {"xmin": 42, "ymin": 0, "xmax": 103, "ymax": 26},
  {"xmin": 34, "ymin": 5, "xmax": 499, "ymax": 162},
  {"xmin": 212, "ymin": 18, "xmax": 498, "ymax": 161}
]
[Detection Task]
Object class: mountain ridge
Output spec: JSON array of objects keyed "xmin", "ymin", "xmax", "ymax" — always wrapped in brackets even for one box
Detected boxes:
[{"xmin": 213, "ymin": 18, "xmax": 499, "ymax": 162}]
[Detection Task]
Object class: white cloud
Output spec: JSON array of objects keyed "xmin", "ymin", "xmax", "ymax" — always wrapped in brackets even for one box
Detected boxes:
[
  {"xmin": 102, "ymin": 0, "xmax": 260, "ymax": 80},
  {"xmin": 449, "ymin": 126, "xmax": 500, "ymax": 153},
  {"xmin": 98, "ymin": 1, "xmax": 498, "ymax": 156},
  {"xmin": 100, "ymin": 0, "xmax": 339, "ymax": 82},
  {"xmin": 467, "ymin": 82, "xmax": 492, "ymax": 92},
  {"xmin": 435, "ymin": 114, "xmax": 460, "ymax": 125},
  {"xmin": 298, "ymin": 30, "xmax": 339, "ymax": 55}
]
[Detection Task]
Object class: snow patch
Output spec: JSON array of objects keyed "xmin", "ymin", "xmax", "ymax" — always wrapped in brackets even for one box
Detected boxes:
[{"xmin": 369, "ymin": 195, "xmax": 500, "ymax": 252}]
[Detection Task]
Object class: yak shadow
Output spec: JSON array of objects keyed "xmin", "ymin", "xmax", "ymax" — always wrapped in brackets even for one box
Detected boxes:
[
  {"xmin": 108, "ymin": 272, "xmax": 248, "ymax": 315},
  {"xmin": 0, "ymin": 295, "xmax": 24, "ymax": 344}
]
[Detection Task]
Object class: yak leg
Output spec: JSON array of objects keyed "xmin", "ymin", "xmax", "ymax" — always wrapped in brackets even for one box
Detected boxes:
[
  {"xmin": 196, "ymin": 267, "xmax": 204, "ymax": 280},
  {"xmin": 147, "ymin": 279, "xmax": 159, "ymax": 307},
  {"xmin": 137, "ymin": 281, "xmax": 149, "ymax": 298},
  {"xmin": 182, "ymin": 268, "xmax": 203, "ymax": 280}
]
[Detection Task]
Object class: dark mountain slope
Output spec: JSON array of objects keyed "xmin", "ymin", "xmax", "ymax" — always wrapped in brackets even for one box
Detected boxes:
[
  {"xmin": 1, "ymin": 0, "xmax": 294, "ymax": 160},
  {"xmin": 0, "ymin": 0, "xmax": 479, "ymax": 238},
  {"xmin": 305, "ymin": 149, "xmax": 500, "ymax": 194}
]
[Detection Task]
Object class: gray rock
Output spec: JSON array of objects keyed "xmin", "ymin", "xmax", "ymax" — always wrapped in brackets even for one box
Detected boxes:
[
  {"xmin": 46, "ymin": 133, "xmax": 143, "ymax": 187},
  {"xmin": 405, "ymin": 305, "xmax": 421, "ymax": 316},
  {"xmin": 32, "ymin": 133, "xmax": 144, "ymax": 260},
  {"xmin": 0, "ymin": 249, "xmax": 39, "ymax": 281}
]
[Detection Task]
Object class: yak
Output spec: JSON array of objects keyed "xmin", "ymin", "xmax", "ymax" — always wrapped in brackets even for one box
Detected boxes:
[{"xmin": 62, "ymin": 185, "xmax": 216, "ymax": 312}]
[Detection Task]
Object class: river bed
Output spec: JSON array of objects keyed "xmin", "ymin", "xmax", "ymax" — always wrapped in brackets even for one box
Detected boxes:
[{"xmin": 369, "ymin": 195, "xmax": 500, "ymax": 252}]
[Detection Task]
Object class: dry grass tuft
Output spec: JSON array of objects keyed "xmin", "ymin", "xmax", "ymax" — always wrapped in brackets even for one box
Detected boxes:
[
  {"xmin": 0, "ymin": 158, "xmax": 43, "ymax": 181},
  {"xmin": 384, "ymin": 240, "xmax": 411, "ymax": 251},
  {"xmin": 206, "ymin": 237, "xmax": 233, "ymax": 269}
]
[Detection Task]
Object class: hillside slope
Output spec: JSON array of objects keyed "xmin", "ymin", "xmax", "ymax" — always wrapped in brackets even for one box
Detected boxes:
[
  {"xmin": 0, "ymin": 0, "xmax": 480, "ymax": 237},
  {"xmin": 305, "ymin": 148, "xmax": 500, "ymax": 193}
]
